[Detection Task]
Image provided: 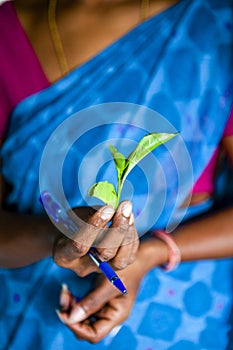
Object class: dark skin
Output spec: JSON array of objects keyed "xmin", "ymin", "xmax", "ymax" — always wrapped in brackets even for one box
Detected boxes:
[
  {"xmin": 53, "ymin": 202, "xmax": 139, "ymax": 276},
  {"xmin": 1, "ymin": 0, "xmax": 233, "ymax": 343},
  {"xmin": 14, "ymin": 0, "xmax": 179, "ymax": 83},
  {"xmin": 56, "ymin": 205, "xmax": 233, "ymax": 344},
  {"xmin": 0, "ymin": 197, "xmax": 139, "ymax": 270}
]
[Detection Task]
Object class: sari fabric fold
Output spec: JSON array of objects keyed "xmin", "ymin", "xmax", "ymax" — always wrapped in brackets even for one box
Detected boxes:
[{"xmin": 1, "ymin": 0, "xmax": 233, "ymax": 349}]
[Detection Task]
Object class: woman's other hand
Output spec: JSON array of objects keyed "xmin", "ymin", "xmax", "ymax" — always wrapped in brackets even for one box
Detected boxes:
[
  {"xmin": 54, "ymin": 237, "xmax": 168, "ymax": 343},
  {"xmin": 55, "ymin": 260, "xmax": 142, "ymax": 343}
]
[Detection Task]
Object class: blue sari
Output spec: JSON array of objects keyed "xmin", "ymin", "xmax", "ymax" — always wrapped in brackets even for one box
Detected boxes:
[{"xmin": 1, "ymin": 0, "xmax": 233, "ymax": 349}]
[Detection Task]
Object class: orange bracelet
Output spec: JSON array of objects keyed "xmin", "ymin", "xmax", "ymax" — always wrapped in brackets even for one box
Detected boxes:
[{"xmin": 152, "ymin": 230, "xmax": 181, "ymax": 271}]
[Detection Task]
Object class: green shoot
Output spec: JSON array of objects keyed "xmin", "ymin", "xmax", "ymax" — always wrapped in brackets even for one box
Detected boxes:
[{"xmin": 88, "ymin": 132, "xmax": 178, "ymax": 209}]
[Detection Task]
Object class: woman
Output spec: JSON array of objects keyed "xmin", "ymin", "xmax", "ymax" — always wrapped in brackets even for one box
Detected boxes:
[{"xmin": 0, "ymin": 0, "xmax": 233, "ymax": 349}]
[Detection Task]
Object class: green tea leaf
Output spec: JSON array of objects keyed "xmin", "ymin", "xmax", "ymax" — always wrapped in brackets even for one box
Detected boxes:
[
  {"xmin": 88, "ymin": 181, "xmax": 118, "ymax": 208},
  {"xmin": 88, "ymin": 132, "xmax": 178, "ymax": 209},
  {"xmin": 109, "ymin": 145, "xmax": 126, "ymax": 179},
  {"xmin": 122, "ymin": 132, "xmax": 177, "ymax": 183}
]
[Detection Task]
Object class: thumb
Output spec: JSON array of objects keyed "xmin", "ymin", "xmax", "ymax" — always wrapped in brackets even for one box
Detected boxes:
[{"xmin": 66, "ymin": 282, "xmax": 118, "ymax": 324}]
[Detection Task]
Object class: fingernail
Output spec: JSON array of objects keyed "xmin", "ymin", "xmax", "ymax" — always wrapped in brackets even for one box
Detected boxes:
[
  {"xmin": 122, "ymin": 202, "xmax": 132, "ymax": 218},
  {"xmin": 67, "ymin": 306, "xmax": 86, "ymax": 324},
  {"xmin": 100, "ymin": 206, "xmax": 115, "ymax": 220},
  {"xmin": 60, "ymin": 284, "xmax": 69, "ymax": 308},
  {"xmin": 61, "ymin": 283, "xmax": 68, "ymax": 292},
  {"xmin": 55, "ymin": 309, "xmax": 66, "ymax": 324},
  {"xmin": 129, "ymin": 213, "xmax": 134, "ymax": 225}
]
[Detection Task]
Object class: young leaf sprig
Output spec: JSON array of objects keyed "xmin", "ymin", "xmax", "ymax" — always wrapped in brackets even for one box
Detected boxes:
[{"xmin": 88, "ymin": 132, "xmax": 177, "ymax": 209}]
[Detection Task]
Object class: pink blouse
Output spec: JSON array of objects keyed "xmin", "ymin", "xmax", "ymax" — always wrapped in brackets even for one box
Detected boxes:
[
  {"xmin": 0, "ymin": 1, "xmax": 50, "ymax": 138},
  {"xmin": 0, "ymin": 0, "xmax": 232, "ymax": 195},
  {"xmin": 192, "ymin": 109, "xmax": 233, "ymax": 194}
]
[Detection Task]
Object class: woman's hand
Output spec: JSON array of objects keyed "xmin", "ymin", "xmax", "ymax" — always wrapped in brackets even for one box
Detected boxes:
[
  {"xmin": 53, "ymin": 201, "xmax": 139, "ymax": 276},
  {"xmin": 55, "ymin": 238, "xmax": 168, "ymax": 343},
  {"xmin": 56, "ymin": 259, "xmax": 143, "ymax": 343}
]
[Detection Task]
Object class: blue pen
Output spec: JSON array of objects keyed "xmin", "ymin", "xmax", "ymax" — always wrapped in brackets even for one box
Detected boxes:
[
  {"xmin": 88, "ymin": 247, "xmax": 127, "ymax": 294},
  {"xmin": 40, "ymin": 191, "xmax": 127, "ymax": 295}
]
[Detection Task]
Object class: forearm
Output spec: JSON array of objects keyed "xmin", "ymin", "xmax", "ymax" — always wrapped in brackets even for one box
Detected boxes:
[
  {"xmin": 173, "ymin": 207, "xmax": 233, "ymax": 261},
  {"xmin": 0, "ymin": 208, "xmax": 60, "ymax": 268},
  {"xmin": 137, "ymin": 206, "xmax": 233, "ymax": 276}
]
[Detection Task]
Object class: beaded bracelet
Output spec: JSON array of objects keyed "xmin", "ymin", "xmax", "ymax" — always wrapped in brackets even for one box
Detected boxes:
[{"xmin": 152, "ymin": 230, "xmax": 181, "ymax": 271}]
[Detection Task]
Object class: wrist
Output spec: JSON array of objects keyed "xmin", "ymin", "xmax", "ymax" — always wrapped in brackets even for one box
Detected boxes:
[
  {"xmin": 35, "ymin": 214, "xmax": 61, "ymax": 256},
  {"xmin": 152, "ymin": 230, "xmax": 181, "ymax": 271},
  {"xmin": 47, "ymin": 222, "xmax": 62, "ymax": 255},
  {"xmin": 135, "ymin": 237, "xmax": 169, "ymax": 276}
]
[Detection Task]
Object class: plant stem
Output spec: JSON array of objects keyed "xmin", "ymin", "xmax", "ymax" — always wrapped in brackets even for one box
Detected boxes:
[{"xmin": 116, "ymin": 177, "xmax": 123, "ymax": 209}]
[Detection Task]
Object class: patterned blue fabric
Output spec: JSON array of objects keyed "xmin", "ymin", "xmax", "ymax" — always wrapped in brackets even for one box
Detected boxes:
[{"xmin": 1, "ymin": 0, "xmax": 233, "ymax": 349}]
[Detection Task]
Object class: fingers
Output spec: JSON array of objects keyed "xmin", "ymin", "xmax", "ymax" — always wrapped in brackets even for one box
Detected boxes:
[
  {"xmin": 53, "ymin": 202, "xmax": 138, "ymax": 277},
  {"xmin": 95, "ymin": 201, "xmax": 133, "ymax": 258},
  {"xmin": 53, "ymin": 205, "xmax": 115, "ymax": 272},
  {"xmin": 88, "ymin": 206, "xmax": 115, "ymax": 227},
  {"xmin": 67, "ymin": 317, "xmax": 119, "ymax": 344},
  {"xmin": 59, "ymin": 283, "xmax": 72, "ymax": 311},
  {"xmin": 54, "ymin": 243, "xmax": 99, "ymax": 276},
  {"xmin": 72, "ymin": 205, "xmax": 115, "ymax": 249},
  {"xmin": 56, "ymin": 283, "xmax": 130, "ymax": 344},
  {"xmin": 67, "ymin": 285, "xmax": 118, "ymax": 324},
  {"xmin": 96, "ymin": 201, "xmax": 139, "ymax": 270},
  {"xmin": 111, "ymin": 214, "xmax": 139, "ymax": 270},
  {"xmin": 112, "ymin": 201, "xmax": 133, "ymax": 226},
  {"xmin": 58, "ymin": 281, "xmax": 118, "ymax": 325}
]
